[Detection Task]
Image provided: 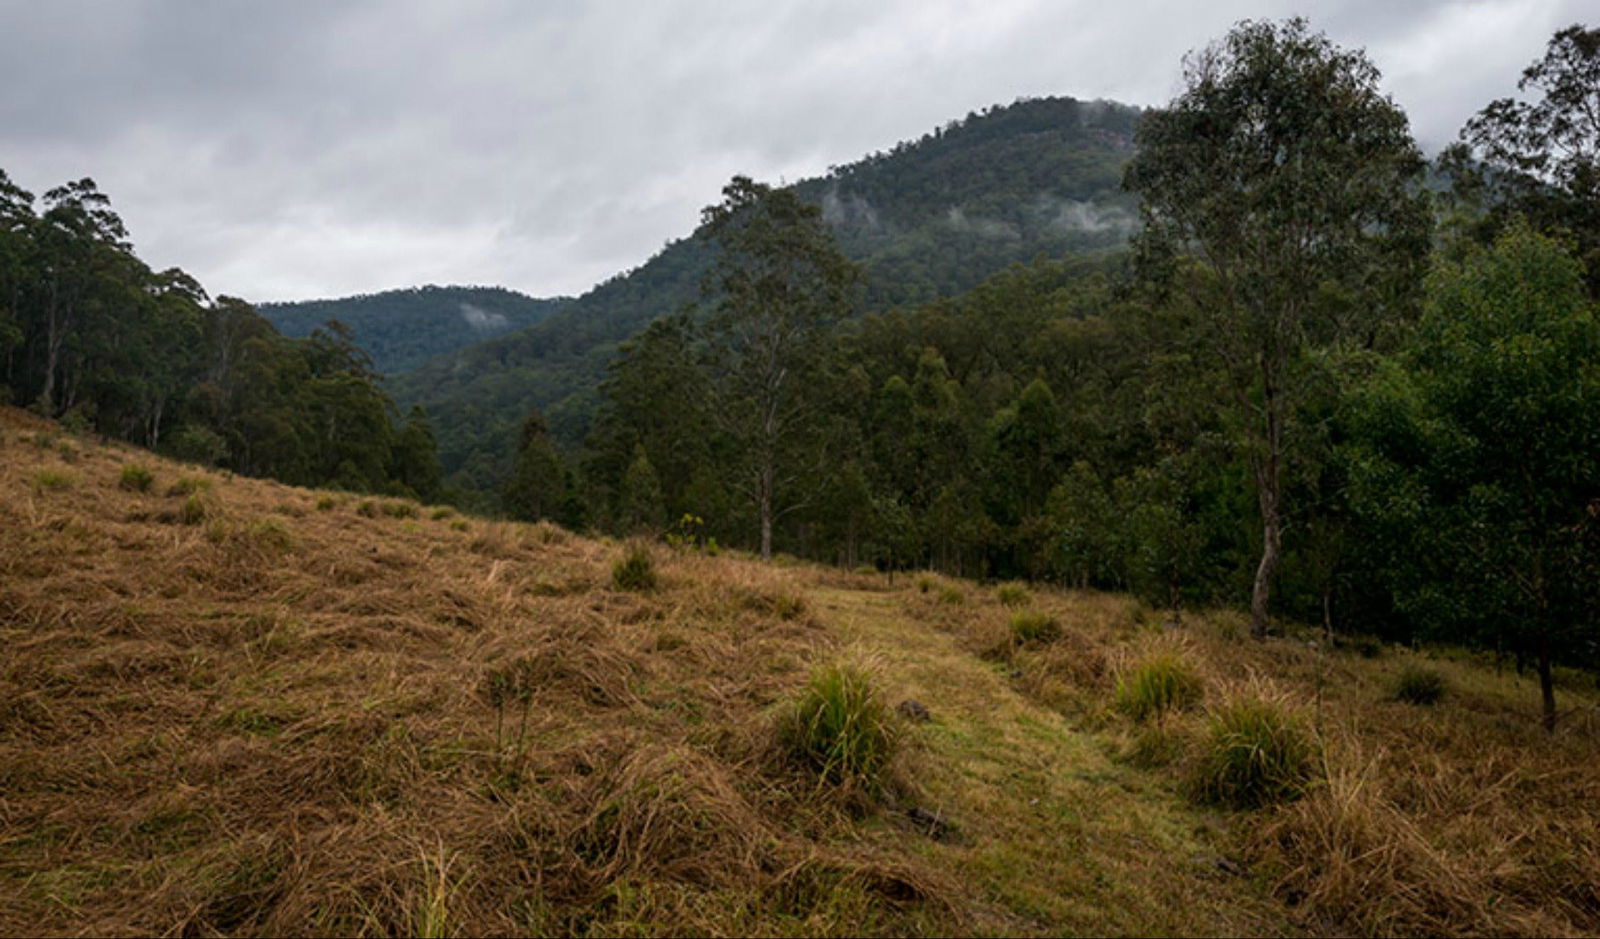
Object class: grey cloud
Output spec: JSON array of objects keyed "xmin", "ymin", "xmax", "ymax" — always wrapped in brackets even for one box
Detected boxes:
[{"xmin": 0, "ymin": 0, "xmax": 1590, "ymax": 303}]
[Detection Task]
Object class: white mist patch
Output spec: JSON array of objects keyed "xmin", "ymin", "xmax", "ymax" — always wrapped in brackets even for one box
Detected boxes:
[
  {"xmin": 459, "ymin": 302, "xmax": 508, "ymax": 333},
  {"xmin": 820, "ymin": 187, "xmax": 881, "ymax": 229},
  {"xmin": 1035, "ymin": 195, "xmax": 1136, "ymax": 235},
  {"xmin": 944, "ymin": 207, "xmax": 1019, "ymax": 240}
]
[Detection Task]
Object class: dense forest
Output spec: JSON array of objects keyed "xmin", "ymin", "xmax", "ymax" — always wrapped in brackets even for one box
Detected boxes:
[
  {"xmin": 390, "ymin": 96, "xmax": 1141, "ymax": 496},
  {"xmin": 261, "ymin": 285, "xmax": 569, "ymax": 378},
  {"xmin": 517, "ymin": 21, "xmax": 1600, "ymax": 728},
  {"xmin": 0, "ymin": 175, "xmax": 441, "ymax": 500}
]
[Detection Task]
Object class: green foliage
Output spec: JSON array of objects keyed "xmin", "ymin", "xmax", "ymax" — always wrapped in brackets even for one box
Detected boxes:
[
  {"xmin": 381, "ymin": 500, "xmax": 418, "ymax": 519},
  {"xmin": 118, "ymin": 463, "xmax": 154, "ymax": 492},
  {"xmin": 1125, "ymin": 17, "xmax": 1430, "ymax": 636},
  {"xmin": 995, "ymin": 583, "xmax": 1031, "ymax": 607},
  {"xmin": 938, "ymin": 585, "xmax": 965, "ymax": 606},
  {"xmin": 611, "ymin": 541, "xmax": 657, "ymax": 592},
  {"xmin": 778, "ymin": 663, "xmax": 897, "ymax": 792},
  {"xmin": 1009, "ymin": 610, "xmax": 1061, "ymax": 645},
  {"xmin": 315, "ymin": 496, "xmax": 338, "ymax": 512},
  {"xmin": 1346, "ymin": 224, "xmax": 1599, "ymax": 727},
  {"xmin": 1394, "ymin": 664, "xmax": 1448, "ymax": 706},
  {"xmin": 356, "ymin": 500, "xmax": 380, "ymax": 518},
  {"xmin": 1190, "ymin": 693, "xmax": 1317, "ymax": 809},
  {"xmin": 169, "ymin": 476, "xmax": 211, "ymax": 496},
  {"xmin": 1115, "ymin": 654, "xmax": 1204, "ymax": 721}
]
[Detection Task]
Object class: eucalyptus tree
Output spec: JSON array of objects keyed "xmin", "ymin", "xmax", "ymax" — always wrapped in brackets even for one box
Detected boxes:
[
  {"xmin": 1123, "ymin": 18, "xmax": 1430, "ymax": 637},
  {"xmin": 698, "ymin": 176, "xmax": 861, "ymax": 559}
]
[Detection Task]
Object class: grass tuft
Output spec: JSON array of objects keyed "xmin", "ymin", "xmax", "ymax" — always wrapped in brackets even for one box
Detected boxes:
[
  {"xmin": 31, "ymin": 468, "xmax": 74, "ymax": 491},
  {"xmin": 1115, "ymin": 652, "xmax": 1203, "ymax": 721},
  {"xmin": 118, "ymin": 463, "xmax": 154, "ymax": 492},
  {"xmin": 1393, "ymin": 663, "xmax": 1447, "ymax": 705},
  {"xmin": 1009, "ymin": 610, "xmax": 1061, "ymax": 645},
  {"xmin": 778, "ymin": 662, "xmax": 898, "ymax": 793},
  {"xmin": 1190, "ymin": 688, "xmax": 1317, "ymax": 809},
  {"xmin": 178, "ymin": 493, "xmax": 207, "ymax": 525},
  {"xmin": 611, "ymin": 541, "xmax": 657, "ymax": 591},
  {"xmin": 995, "ymin": 582, "xmax": 1031, "ymax": 607}
]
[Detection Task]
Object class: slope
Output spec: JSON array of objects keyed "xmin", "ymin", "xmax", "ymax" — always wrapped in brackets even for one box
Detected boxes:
[
  {"xmin": 5, "ymin": 409, "xmax": 1597, "ymax": 937},
  {"xmin": 260, "ymin": 285, "xmax": 569, "ymax": 378},
  {"xmin": 389, "ymin": 96, "xmax": 1140, "ymax": 494}
]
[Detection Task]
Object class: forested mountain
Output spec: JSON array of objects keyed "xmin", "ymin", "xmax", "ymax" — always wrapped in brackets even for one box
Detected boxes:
[
  {"xmin": 390, "ymin": 96, "xmax": 1141, "ymax": 494},
  {"xmin": 260, "ymin": 285, "xmax": 568, "ymax": 378}
]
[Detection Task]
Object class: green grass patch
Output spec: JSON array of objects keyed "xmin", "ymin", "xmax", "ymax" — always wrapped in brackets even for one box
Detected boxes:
[
  {"xmin": 779, "ymin": 662, "xmax": 898, "ymax": 793},
  {"xmin": 1009, "ymin": 609, "xmax": 1061, "ymax": 645},
  {"xmin": 996, "ymin": 582, "xmax": 1032, "ymax": 607},
  {"xmin": 1189, "ymin": 692, "xmax": 1317, "ymax": 809},
  {"xmin": 31, "ymin": 468, "xmax": 74, "ymax": 491},
  {"xmin": 611, "ymin": 541, "xmax": 658, "ymax": 591},
  {"xmin": 1115, "ymin": 653, "xmax": 1203, "ymax": 721},
  {"xmin": 118, "ymin": 463, "xmax": 154, "ymax": 492}
]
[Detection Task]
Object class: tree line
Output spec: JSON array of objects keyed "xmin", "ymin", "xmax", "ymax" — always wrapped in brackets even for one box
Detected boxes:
[
  {"xmin": 0, "ymin": 175, "xmax": 441, "ymax": 500},
  {"xmin": 512, "ymin": 20, "xmax": 1599, "ymax": 729}
]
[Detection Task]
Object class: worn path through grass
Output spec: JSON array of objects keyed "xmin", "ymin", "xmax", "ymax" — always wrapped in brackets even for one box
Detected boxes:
[{"xmin": 810, "ymin": 587, "xmax": 1298, "ymax": 937}]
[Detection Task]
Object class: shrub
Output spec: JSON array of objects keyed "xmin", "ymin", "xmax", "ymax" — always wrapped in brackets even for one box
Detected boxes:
[
  {"xmin": 429, "ymin": 506, "xmax": 455, "ymax": 520},
  {"xmin": 450, "ymin": 519, "xmax": 470, "ymax": 532},
  {"xmin": 119, "ymin": 463, "xmax": 154, "ymax": 492},
  {"xmin": 612, "ymin": 541, "xmax": 657, "ymax": 591},
  {"xmin": 996, "ymin": 582, "xmax": 1031, "ymax": 607},
  {"xmin": 915, "ymin": 575, "xmax": 935, "ymax": 594},
  {"xmin": 1009, "ymin": 610, "xmax": 1061, "ymax": 645},
  {"xmin": 355, "ymin": 500, "xmax": 380, "ymax": 518},
  {"xmin": 315, "ymin": 495, "xmax": 338, "ymax": 511},
  {"xmin": 178, "ymin": 493, "xmax": 207, "ymax": 525},
  {"xmin": 779, "ymin": 663, "xmax": 897, "ymax": 791},
  {"xmin": 1190, "ymin": 692, "xmax": 1317, "ymax": 809},
  {"xmin": 938, "ymin": 585, "xmax": 965, "ymax": 605},
  {"xmin": 1115, "ymin": 653, "xmax": 1204, "ymax": 721},
  {"xmin": 1394, "ymin": 663, "xmax": 1447, "ymax": 705}
]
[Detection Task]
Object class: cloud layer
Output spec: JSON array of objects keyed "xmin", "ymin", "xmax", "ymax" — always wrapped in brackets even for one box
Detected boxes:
[{"xmin": 1, "ymin": 0, "xmax": 1587, "ymax": 302}]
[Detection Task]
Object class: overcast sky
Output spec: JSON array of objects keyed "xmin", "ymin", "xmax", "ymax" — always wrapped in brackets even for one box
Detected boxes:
[{"xmin": 0, "ymin": 1, "xmax": 1589, "ymax": 304}]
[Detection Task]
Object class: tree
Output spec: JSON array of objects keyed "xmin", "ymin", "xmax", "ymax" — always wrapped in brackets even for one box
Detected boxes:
[
  {"xmin": 1346, "ymin": 224, "xmax": 1599, "ymax": 731},
  {"xmin": 1451, "ymin": 24, "xmax": 1600, "ymax": 292},
  {"xmin": 698, "ymin": 175, "xmax": 861, "ymax": 559},
  {"xmin": 618, "ymin": 443, "xmax": 666, "ymax": 535},
  {"xmin": 392, "ymin": 405, "xmax": 444, "ymax": 503},
  {"xmin": 504, "ymin": 410, "xmax": 566, "ymax": 523},
  {"xmin": 1123, "ymin": 18, "xmax": 1430, "ymax": 638}
]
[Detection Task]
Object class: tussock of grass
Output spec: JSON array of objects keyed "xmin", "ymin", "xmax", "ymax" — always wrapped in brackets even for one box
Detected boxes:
[
  {"xmin": 178, "ymin": 493, "xmax": 207, "ymax": 525},
  {"xmin": 31, "ymin": 468, "xmax": 73, "ymax": 491},
  {"xmin": 118, "ymin": 463, "xmax": 154, "ymax": 492},
  {"xmin": 1189, "ymin": 686, "xmax": 1317, "ymax": 809},
  {"xmin": 995, "ymin": 582, "xmax": 1031, "ymax": 607},
  {"xmin": 1395, "ymin": 662, "xmax": 1448, "ymax": 705},
  {"xmin": 1008, "ymin": 609, "xmax": 1060, "ymax": 645},
  {"xmin": 1115, "ymin": 652, "xmax": 1203, "ymax": 721},
  {"xmin": 611, "ymin": 540, "xmax": 657, "ymax": 591},
  {"xmin": 779, "ymin": 661, "xmax": 898, "ymax": 795}
]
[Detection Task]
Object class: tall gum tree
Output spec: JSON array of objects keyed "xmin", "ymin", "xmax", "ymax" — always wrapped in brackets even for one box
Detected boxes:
[
  {"xmin": 1123, "ymin": 17, "xmax": 1430, "ymax": 638},
  {"xmin": 699, "ymin": 176, "xmax": 860, "ymax": 560}
]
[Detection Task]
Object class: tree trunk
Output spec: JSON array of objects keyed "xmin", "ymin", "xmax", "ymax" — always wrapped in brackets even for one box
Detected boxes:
[
  {"xmin": 759, "ymin": 465, "xmax": 773, "ymax": 561},
  {"xmin": 1322, "ymin": 584, "xmax": 1334, "ymax": 645},
  {"xmin": 1538, "ymin": 629, "xmax": 1556, "ymax": 734},
  {"xmin": 1250, "ymin": 383, "xmax": 1283, "ymax": 640}
]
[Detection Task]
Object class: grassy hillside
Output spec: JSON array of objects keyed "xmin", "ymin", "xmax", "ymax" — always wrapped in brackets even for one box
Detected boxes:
[
  {"xmin": 389, "ymin": 96, "xmax": 1138, "ymax": 492},
  {"xmin": 2, "ymin": 407, "xmax": 1597, "ymax": 937},
  {"xmin": 260, "ymin": 286, "xmax": 570, "ymax": 379}
]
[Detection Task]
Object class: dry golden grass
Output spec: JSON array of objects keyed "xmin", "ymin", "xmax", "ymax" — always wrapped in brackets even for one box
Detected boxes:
[{"xmin": 2, "ymin": 407, "xmax": 1596, "ymax": 938}]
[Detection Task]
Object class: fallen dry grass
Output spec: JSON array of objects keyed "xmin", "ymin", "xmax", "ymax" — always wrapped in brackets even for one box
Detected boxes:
[{"xmin": 2, "ymin": 407, "xmax": 1595, "ymax": 937}]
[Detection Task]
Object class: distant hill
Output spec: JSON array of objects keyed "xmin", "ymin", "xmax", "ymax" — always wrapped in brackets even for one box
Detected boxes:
[
  {"xmin": 390, "ymin": 96, "xmax": 1143, "ymax": 494},
  {"xmin": 260, "ymin": 285, "xmax": 569, "ymax": 378}
]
